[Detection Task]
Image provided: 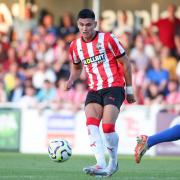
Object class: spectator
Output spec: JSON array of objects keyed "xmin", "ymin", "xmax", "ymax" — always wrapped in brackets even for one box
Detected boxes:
[
  {"xmin": 36, "ymin": 79, "xmax": 56, "ymax": 109},
  {"xmin": 130, "ymin": 60, "xmax": 145, "ymax": 104},
  {"xmin": 130, "ymin": 34, "xmax": 149, "ymax": 71},
  {"xmin": 113, "ymin": 10, "xmax": 133, "ymax": 38},
  {"xmin": 42, "ymin": 13, "xmax": 59, "ymax": 37},
  {"xmin": 148, "ymin": 28, "xmax": 162, "ymax": 54},
  {"xmin": 165, "ymin": 80, "xmax": 180, "ymax": 113},
  {"xmin": 21, "ymin": 49, "xmax": 37, "ymax": 79},
  {"xmin": 19, "ymin": 85, "xmax": 38, "ymax": 108},
  {"xmin": 140, "ymin": 28, "xmax": 156, "ymax": 59},
  {"xmin": 35, "ymin": 41, "xmax": 47, "ymax": 62},
  {"xmin": 4, "ymin": 62, "xmax": 25, "ymax": 93},
  {"xmin": 144, "ymin": 82, "xmax": 164, "ymax": 105},
  {"xmin": 160, "ymin": 46, "xmax": 178, "ymax": 80},
  {"xmin": 56, "ymin": 77, "xmax": 74, "ymax": 109},
  {"xmin": 151, "ymin": 4, "xmax": 180, "ymax": 55},
  {"xmin": 145, "ymin": 57, "xmax": 169, "ymax": 95},
  {"xmin": 13, "ymin": 6, "xmax": 37, "ymax": 42},
  {"xmin": 0, "ymin": 3, "xmax": 179, "ymax": 110},
  {"xmin": 32, "ymin": 61, "xmax": 56, "ymax": 90},
  {"xmin": 166, "ymin": 80, "xmax": 180, "ymax": 104},
  {"xmin": 8, "ymin": 76, "xmax": 25, "ymax": 102},
  {"xmin": 2, "ymin": 46, "xmax": 20, "ymax": 72},
  {"xmin": 43, "ymin": 35, "xmax": 57, "ymax": 65},
  {"xmin": 59, "ymin": 12, "xmax": 78, "ymax": 43},
  {"xmin": 53, "ymin": 39, "xmax": 70, "ymax": 79}
]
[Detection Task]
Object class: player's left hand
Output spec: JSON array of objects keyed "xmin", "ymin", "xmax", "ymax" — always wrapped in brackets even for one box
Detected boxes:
[{"xmin": 126, "ymin": 94, "xmax": 136, "ymax": 104}]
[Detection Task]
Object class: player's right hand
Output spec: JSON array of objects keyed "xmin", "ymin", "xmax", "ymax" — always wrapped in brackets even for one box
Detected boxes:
[{"xmin": 64, "ymin": 80, "xmax": 73, "ymax": 91}]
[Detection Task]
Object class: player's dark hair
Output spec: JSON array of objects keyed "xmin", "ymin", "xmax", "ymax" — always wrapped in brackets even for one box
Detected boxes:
[{"xmin": 77, "ymin": 9, "xmax": 95, "ymax": 20}]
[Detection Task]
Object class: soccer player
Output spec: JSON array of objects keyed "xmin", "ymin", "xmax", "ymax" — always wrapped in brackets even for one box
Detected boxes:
[
  {"xmin": 64, "ymin": 9, "xmax": 135, "ymax": 177},
  {"xmin": 135, "ymin": 124, "xmax": 180, "ymax": 164}
]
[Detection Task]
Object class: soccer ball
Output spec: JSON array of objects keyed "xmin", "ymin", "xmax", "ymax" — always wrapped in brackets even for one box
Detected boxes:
[{"xmin": 48, "ymin": 139, "xmax": 72, "ymax": 162}]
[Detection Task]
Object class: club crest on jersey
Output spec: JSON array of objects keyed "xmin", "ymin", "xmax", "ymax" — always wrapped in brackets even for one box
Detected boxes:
[
  {"xmin": 96, "ymin": 42, "xmax": 102, "ymax": 50},
  {"xmin": 83, "ymin": 53, "xmax": 105, "ymax": 65}
]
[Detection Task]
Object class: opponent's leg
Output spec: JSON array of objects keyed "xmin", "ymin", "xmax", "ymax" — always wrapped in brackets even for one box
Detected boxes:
[
  {"xmin": 83, "ymin": 103, "xmax": 106, "ymax": 174},
  {"xmin": 135, "ymin": 125, "xmax": 180, "ymax": 163},
  {"xmin": 148, "ymin": 124, "xmax": 180, "ymax": 147}
]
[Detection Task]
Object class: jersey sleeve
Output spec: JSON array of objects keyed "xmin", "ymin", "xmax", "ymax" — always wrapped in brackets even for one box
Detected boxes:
[
  {"xmin": 108, "ymin": 33, "xmax": 126, "ymax": 59},
  {"xmin": 69, "ymin": 41, "xmax": 81, "ymax": 64}
]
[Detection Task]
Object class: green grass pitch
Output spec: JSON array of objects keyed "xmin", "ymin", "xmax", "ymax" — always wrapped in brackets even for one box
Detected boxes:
[{"xmin": 0, "ymin": 153, "xmax": 179, "ymax": 180}]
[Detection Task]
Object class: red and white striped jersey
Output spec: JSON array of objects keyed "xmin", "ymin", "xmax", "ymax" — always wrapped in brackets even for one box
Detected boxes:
[{"xmin": 69, "ymin": 31, "xmax": 126, "ymax": 91}]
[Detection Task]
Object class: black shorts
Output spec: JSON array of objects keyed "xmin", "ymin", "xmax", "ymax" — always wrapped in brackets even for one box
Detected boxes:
[{"xmin": 85, "ymin": 87, "xmax": 125, "ymax": 109}]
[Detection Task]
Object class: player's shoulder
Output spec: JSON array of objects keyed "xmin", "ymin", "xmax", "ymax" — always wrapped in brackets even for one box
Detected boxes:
[
  {"xmin": 70, "ymin": 37, "xmax": 81, "ymax": 48},
  {"xmin": 100, "ymin": 31, "xmax": 111, "ymax": 36},
  {"xmin": 104, "ymin": 32, "xmax": 117, "ymax": 41},
  {"xmin": 102, "ymin": 31, "xmax": 117, "ymax": 39}
]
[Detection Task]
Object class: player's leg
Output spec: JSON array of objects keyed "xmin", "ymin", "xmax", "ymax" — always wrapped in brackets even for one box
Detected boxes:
[
  {"xmin": 83, "ymin": 102, "xmax": 106, "ymax": 174},
  {"xmin": 101, "ymin": 105, "xmax": 119, "ymax": 175},
  {"xmin": 93, "ymin": 87, "xmax": 125, "ymax": 177},
  {"xmin": 135, "ymin": 124, "xmax": 180, "ymax": 163}
]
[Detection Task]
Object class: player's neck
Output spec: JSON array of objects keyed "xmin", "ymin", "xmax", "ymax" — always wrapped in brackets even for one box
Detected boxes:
[{"xmin": 82, "ymin": 31, "xmax": 98, "ymax": 42}]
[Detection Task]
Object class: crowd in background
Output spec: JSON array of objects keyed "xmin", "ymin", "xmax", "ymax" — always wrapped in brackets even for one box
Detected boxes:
[{"xmin": 0, "ymin": 3, "xmax": 180, "ymax": 113}]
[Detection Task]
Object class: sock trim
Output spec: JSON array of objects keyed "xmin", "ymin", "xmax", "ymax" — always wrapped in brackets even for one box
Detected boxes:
[
  {"xmin": 102, "ymin": 123, "xmax": 115, "ymax": 133},
  {"xmin": 86, "ymin": 117, "xmax": 100, "ymax": 126}
]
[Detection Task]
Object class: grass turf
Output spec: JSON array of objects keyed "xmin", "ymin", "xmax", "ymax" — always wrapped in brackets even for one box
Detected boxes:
[{"xmin": 0, "ymin": 153, "xmax": 179, "ymax": 180}]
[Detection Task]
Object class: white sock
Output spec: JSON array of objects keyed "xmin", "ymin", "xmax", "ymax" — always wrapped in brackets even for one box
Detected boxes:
[
  {"xmin": 104, "ymin": 132, "xmax": 119, "ymax": 169},
  {"xmin": 88, "ymin": 125, "xmax": 106, "ymax": 168}
]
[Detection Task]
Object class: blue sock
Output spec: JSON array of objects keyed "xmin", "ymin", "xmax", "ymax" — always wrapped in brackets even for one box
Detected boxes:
[{"xmin": 147, "ymin": 125, "xmax": 180, "ymax": 148}]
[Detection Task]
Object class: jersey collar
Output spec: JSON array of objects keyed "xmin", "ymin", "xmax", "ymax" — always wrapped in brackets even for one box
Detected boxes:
[{"xmin": 81, "ymin": 31, "xmax": 98, "ymax": 43}]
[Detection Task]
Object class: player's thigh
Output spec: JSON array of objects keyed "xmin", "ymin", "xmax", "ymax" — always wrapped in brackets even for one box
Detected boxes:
[
  {"xmin": 85, "ymin": 103, "xmax": 103, "ymax": 120},
  {"xmin": 102, "ymin": 87, "xmax": 124, "ymax": 123},
  {"xmin": 102, "ymin": 104, "xmax": 120, "ymax": 124},
  {"xmin": 85, "ymin": 90, "xmax": 103, "ymax": 119}
]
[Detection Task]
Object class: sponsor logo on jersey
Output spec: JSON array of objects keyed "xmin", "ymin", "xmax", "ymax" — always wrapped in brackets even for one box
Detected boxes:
[{"xmin": 83, "ymin": 53, "xmax": 105, "ymax": 65}]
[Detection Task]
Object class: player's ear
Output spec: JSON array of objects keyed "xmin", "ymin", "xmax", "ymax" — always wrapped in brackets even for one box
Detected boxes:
[{"xmin": 94, "ymin": 21, "xmax": 97, "ymax": 28}]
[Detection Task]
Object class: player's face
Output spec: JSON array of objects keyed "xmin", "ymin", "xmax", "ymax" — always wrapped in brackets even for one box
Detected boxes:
[{"xmin": 77, "ymin": 18, "xmax": 97, "ymax": 40}]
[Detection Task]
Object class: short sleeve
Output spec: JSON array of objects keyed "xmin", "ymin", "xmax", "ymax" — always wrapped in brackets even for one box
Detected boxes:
[
  {"xmin": 108, "ymin": 33, "xmax": 126, "ymax": 59},
  {"xmin": 69, "ymin": 41, "xmax": 81, "ymax": 64}
]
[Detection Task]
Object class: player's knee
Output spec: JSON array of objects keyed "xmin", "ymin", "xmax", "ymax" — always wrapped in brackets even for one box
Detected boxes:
[
  {"xmin": 102, "ymin": 123, "xmax": 115, "ymax": 133},
  {"xmin": 86, "ymin": 117, "xmax": 100, "ymax": 126}
]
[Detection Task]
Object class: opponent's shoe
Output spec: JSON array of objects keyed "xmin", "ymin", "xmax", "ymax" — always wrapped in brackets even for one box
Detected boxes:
[
  {"xmin": 83, "ymin": 164, "xmax": 105, "ymax": 175},
  {"xmin": 92, "ymin": 163, "xmax": 119, "ymax": 177},
  {"xmin": 135, "ymin": 135, "xmax": 149, "ymax": 164}
]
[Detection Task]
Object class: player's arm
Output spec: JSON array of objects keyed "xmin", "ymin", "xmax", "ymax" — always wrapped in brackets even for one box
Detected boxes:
[
  {"xmin": 117, "ymin": 54, "xmax": 136, "ymax": 104},
  {"xmin": 65, "ymin": 41, "xmax": 83, "ymax": 90},
  {"xmin": 65, "ymin": 62, "xmax": 83, "ymax": 90},
  {"xmin": 107, "ymin": 33, "xmax": 135, "ymax": 103}
]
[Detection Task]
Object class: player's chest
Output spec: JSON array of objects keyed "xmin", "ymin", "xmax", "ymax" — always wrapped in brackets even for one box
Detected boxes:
[{"xmin": 78, "ymin": 42, "xmax": 111, "ymax": 66}]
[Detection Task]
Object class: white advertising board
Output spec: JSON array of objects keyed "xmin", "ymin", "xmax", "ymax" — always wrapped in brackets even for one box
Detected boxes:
[{"xmin": 20, "ymin": 105, "xmax": 158, "ymax": 156}]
